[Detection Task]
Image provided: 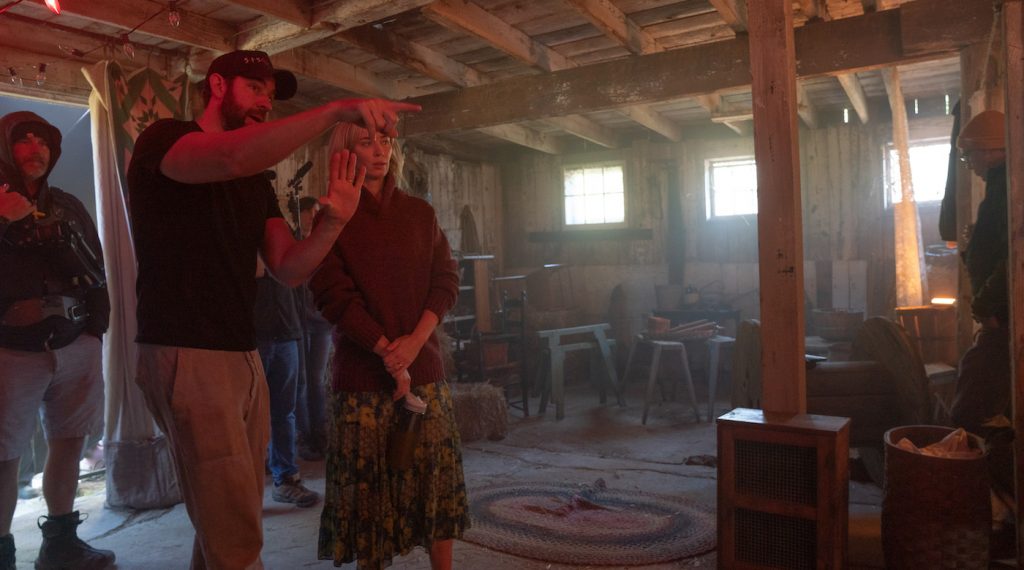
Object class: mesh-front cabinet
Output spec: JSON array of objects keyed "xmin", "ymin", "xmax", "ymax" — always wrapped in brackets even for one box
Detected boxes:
[{"xmin": 718, "ymin": 408, "xmax": 850, "ymax": 569}]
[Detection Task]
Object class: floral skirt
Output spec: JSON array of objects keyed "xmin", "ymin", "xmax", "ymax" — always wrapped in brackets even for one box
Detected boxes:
[{"xmin": 317, "ymin": 382, "xmax": 470, "ymax": 569}]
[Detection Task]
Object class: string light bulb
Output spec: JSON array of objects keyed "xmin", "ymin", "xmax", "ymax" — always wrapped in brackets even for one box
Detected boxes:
[
  {"xmin": 58, "ymin": 44, "xmax": 85, "ymax": 58},
  {"xmin": 167, "ymin": 1, "xmax": 181, "ymax": 28},
  {"xmin": 121, "ymin": 33, "xmax": 135, "ymax": 59},
  {"xmin": 35, "ymin": 63, "xmax": 46, "ymax": 86},
  {"xmin": 44, "ymin": 0, "xmax": 60, "ymax": 15}
]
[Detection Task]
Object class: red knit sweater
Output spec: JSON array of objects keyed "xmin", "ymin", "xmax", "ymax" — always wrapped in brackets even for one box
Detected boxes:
[{"xmin": 310, "ymin": 175, "xmax": 459, "ymax": 392}]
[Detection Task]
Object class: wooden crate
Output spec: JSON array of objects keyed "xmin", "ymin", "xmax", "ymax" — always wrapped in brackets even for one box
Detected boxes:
[{"xmin": 718, "ymin": 408, "xmax": 850, "ymax": 570}]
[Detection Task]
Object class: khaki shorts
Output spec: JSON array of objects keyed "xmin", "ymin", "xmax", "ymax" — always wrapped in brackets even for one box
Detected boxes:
[{"xmin": 0, "ymin": 334, "xmax": 104, "ymax": 461}]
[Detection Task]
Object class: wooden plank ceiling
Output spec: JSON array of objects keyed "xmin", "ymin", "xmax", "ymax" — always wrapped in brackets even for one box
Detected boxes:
[{"xmin": 0, "ymin": 0, "xmax": 988, "ymax": 155}]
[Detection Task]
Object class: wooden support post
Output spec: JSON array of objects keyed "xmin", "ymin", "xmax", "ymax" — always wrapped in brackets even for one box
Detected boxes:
[
  {"xmin": 1002, "ymin": 0, "xmax": 1023, "ymax": 561},
  {"xmin": 882, "ymin": 67, "xmax": 928, "ymax": 307},
  {"xmin": 747, "ymin": 0, "xmax": 806, "ymax": 415}
]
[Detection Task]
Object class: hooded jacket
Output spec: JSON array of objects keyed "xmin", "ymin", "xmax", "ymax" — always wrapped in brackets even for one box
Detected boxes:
[{"xmin": 0, "ymin": 111, "xmax": 109, "ymax": 350}]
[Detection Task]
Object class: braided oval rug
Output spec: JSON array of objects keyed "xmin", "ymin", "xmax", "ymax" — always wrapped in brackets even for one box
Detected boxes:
[{"xmin": 463, "ymin": 482, "xmax": 716, "ymax": 565}]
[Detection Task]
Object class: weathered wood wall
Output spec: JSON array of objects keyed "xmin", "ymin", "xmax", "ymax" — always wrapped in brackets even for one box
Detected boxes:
[
  {"xmin": 269, "ymin": 135, "xmax": 504, "ymax": 264},
  {"xmin": 501, "ymin": 116, "xmax": 954, "ymax": 332}
]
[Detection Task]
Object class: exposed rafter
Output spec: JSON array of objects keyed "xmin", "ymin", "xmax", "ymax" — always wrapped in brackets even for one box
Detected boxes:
[
  {"xmin": 559, "ymin": 0, "xmax": 683, "ymax": 141},
  {"xmin": 338, "ymin": 26, "xmax": 616, "ymax": 150},
  {"xmin": 617, "ymin": 105, "xmax": 683, "ymax": 142},
  {"xmin": 219, "ymin": 0, "xmax": 310, "ymax": 27},
  {"xmin": 797, "ymin": 0, "xmax": 830, "ymax": 21},
  {"xmin": 796, "ymin": 83, "xmax": 818, "ymax": 129},
  {"xmin": 237, "ymin": 0, "xmax": 436, "ymax": 54},
  {"xmin": 477, "ymin": 124, "xmax": 567, "ymax": 155},
  {"xmin": 54, "ymin": 0, "xmax": 235, "ymax": 52},
  {"xmin": 707, "ymin": 0, "xmax": 748, "ymax": 32},
  {"xmin": 423, "ymin": 0, "xmax": 575, "ymax": 70},
  {"xmin": 401, "ymin": 0, "xmax": 990, "ymax": 136},
  {"xmin": 694, "ymin": 93, "xmax": 749, "ymax": 136},
  {"xmin": 836, "ymin": 73, "xmax": 870, "ymax": 123},
  {"xmin": 561, "ymin": 0, "xmax": 662, "ymax": 55},
  {"xmin": 425, "ymin": 0, "xmax": 681, "ymax": 142}
]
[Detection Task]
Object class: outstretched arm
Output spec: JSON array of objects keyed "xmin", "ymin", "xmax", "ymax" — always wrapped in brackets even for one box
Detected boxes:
[{"xmin": 161, "ymin": 98, "xmax": 420, "ymax": 184}]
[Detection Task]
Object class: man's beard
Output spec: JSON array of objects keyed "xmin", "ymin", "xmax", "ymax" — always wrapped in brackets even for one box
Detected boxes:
[{"xmin": 221, "ymin": 84, "xmax": 247, "ymax": 131}]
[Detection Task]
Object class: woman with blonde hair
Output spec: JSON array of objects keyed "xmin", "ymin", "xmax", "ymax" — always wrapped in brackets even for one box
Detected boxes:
[{"xmin": 310, "ymin": 120, "xmax": 469, "ymax": 569}]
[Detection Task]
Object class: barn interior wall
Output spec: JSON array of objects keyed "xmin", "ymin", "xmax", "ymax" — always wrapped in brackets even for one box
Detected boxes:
[{"xmin": 500, "ymin": 115, "xmax": 955, "ymax": 336}]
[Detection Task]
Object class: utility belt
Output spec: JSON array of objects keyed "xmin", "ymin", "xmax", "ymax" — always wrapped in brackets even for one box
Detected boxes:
[{"xmin": 1, "ymin": 295, "xmax": 88, "ymax": 327}]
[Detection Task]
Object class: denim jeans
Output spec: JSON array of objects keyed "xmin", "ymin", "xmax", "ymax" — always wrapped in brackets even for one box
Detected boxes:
[
  {"xmin": 257, "ymin": 339, "xmax": 300, "ymax": 484},
  {"xmin": 296, "ymin": 329, "xmax": 330, "ymax": 445}
]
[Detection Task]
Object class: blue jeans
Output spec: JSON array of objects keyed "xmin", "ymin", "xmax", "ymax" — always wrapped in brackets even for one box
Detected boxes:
[
  {"xmin": 257, "ymin": 339, "xmax": 300, "ymax": 484},
  {"xmin": 296, "ymin": 329, "xmax": 330, "ymax": 446}
]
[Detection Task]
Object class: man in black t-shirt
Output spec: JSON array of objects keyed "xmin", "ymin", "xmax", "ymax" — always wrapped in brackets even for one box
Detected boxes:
[{"xmin": 126, "ymin": 50, "xmax": 419, "ymax": 569}]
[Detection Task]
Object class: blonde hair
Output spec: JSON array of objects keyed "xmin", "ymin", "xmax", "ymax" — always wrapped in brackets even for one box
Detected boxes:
[{"xmin": 327, "ymin": 122, "xmax": 404, "ymax": 186}]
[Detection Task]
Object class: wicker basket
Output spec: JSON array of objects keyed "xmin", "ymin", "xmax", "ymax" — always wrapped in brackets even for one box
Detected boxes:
[{"xmin": 882, "ymin": 425, "xmax": 991, "ymax": 569}]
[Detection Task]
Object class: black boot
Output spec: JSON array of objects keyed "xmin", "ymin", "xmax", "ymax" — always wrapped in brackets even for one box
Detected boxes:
[
  {"xmin": 1, "ymin": 534, "xmax": 15, "ymax": 570},
  {"xmin": 35, "ymin": 511, "xmax": 115, "ymax": 570}
]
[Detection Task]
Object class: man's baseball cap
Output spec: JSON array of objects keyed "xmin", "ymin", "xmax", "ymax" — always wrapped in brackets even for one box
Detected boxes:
[{"xmin": 205, "ymin": 50, "xmax": 298, "ymax": 101}]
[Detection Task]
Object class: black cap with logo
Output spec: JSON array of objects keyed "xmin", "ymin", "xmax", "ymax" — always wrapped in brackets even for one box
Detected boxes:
[{"xmin": 205, "ymin": 50, "xmax": 298, "ymax": 101}]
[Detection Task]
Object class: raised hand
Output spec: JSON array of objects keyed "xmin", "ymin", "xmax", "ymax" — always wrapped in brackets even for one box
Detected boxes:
[{"xmin": 320, "ymin": 149, "xmax": 364, "ymax": 226}]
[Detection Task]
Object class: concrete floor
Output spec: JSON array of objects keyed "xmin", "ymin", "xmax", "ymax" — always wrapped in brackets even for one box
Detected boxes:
[{"xmin": 10, "ymin": 381, "xmax": 887, "ymax": 569}]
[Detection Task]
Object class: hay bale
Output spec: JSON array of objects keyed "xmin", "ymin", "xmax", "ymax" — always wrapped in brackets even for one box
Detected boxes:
[{"xmin": 451, "ymin": 383, "xmax": 508, "ymax": 442}]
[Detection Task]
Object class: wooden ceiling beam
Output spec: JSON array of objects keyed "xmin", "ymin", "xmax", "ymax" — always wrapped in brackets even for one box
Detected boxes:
[
  {"xmin": 561, "ymin": 0, "xmax": 662, "ymax": 55},
  {"xmin": 219, "ymin": 0, "xmax": 310, "ymax": 27},
  {"xmin": 694, "ymin": 93, "xmax": 749, "ymax": 136},
  {"xmin": 236, "ymin": 0, "xmax": 434, "ymax": 54},
  {"xmin": 55, "ymin": 0, "xmax": 234, "ymax": 52},
  {"xmin": 837, "ymin": 73, "xmax": 870, "ymax": 123},
  {"xmin": 426, "ymin": 0, "xmax": 680, "ymax": 142},
  {"xmin": 560, "ymin": 0, "xmax": 691, "ymax": 142},
  {"xmin": 477, "ymin": 124, "xmax": 567, "ymax": 154},
  {"xmin": 707, "ymin": 0, "xmax": 747, "ymax": 32},
  {"xmin": 401, "ymin": 0, "xmax": 991, "ymax": 136},
  {"xmin": 617, "ymin": 105, "xmax": 682, "ymax": 142},
  {"xmin": 269, "ymin": 48, "xmax": 414, "ymax": 99},
  {"xmin": 339, "ymin": 27, "xmax": 618, "ymax": 149},
  {"xmin": 422, "ymin": 0, "xmax": 576, "ymax": 71},
  {"xmin": 796, "ymin": 82, "xmax": 818, "ymax": 129}
]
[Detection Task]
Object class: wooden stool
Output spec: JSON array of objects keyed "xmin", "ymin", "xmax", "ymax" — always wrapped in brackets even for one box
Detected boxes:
[
  {"xmin": 705, "ymin": 335, "xmax": 736, "ymax": 422},
  {"xmin": 624, "ymin": 337, "xmax": 700, "ymax": 425}
]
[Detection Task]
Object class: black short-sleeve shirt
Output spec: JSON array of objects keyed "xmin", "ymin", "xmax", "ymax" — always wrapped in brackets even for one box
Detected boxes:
[{"xmin": 127, "ymin": 119, "xmax": 283, "ymax": 351}]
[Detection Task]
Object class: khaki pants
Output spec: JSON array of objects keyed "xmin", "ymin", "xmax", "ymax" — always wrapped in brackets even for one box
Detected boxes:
[{"xmin": 135, "ymin": 344, "xmax": 269, "ymax": 570}]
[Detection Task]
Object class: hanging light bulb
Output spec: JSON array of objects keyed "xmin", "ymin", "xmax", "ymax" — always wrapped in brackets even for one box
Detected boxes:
[
  {"xmin": 8, "ymin": 67, "xmax": 21, "ymax": 86},
  {"xmin": 167, "ymin": 1, "xmax": 181, "ymax": 28},
  {"xmin": 35, "ymin": 63, "xmax": 46, "ymax": 86},
  {"xmin": 121, "ymin": 33, "xmax": 135, "ymax": 59},
  {"xmin": 58, "ymin": 44, "xmax": 85, "ymax": 58},
  {"xmin": 44, "ymin": 0, "xmax": 60, "ymax": 15}
]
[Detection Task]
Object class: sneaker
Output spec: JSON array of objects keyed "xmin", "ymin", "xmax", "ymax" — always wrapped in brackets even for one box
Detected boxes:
[
  {"xmin": 1, "ymin": 534, "xmax": 15, "ymax": 570},
  {"xmin": 18, "ymin": 483, "xmax": 40, "ymax": 500},
  {"xmin": 272, "ymin": 476, "xmax": 319, "ymax": 508}
]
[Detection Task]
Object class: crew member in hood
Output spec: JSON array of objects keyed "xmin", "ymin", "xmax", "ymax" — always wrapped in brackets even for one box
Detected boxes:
[{"xmin": 0, "ymin": 111, "xmax": 113, "ymax": 570}]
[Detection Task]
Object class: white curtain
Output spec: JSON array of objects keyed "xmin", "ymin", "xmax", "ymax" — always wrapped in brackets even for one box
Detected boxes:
[{"xmin": 83, "ymin": 61, "xmax": 189, "ymax": 509}]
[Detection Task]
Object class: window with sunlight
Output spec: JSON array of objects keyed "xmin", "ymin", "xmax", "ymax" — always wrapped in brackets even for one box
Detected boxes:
[
  {"xmin": 563, "ymin": 162, "xmax": 625, "ymax": 226},
  {"xmin": 884, "ymin": 139, "xmax": 951, "ymax": 205},
  {"xmin": 705, "ymin": 157, "xmax": 758, "ymax": 219}
]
